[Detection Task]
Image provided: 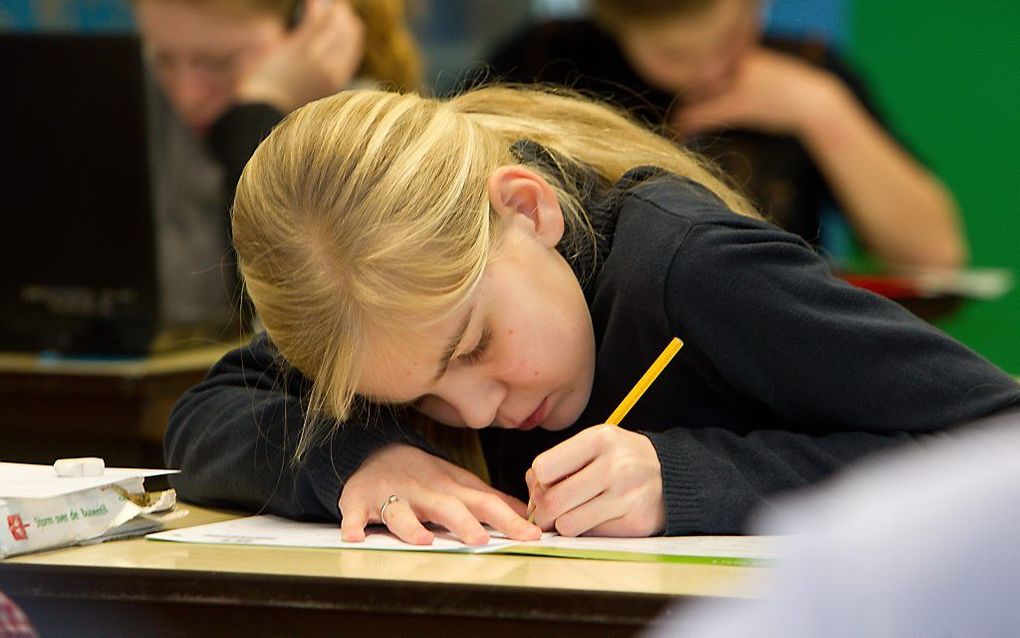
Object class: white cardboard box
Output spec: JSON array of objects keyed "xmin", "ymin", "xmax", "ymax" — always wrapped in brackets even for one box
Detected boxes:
[{"xmin": 1, "ymin": 462, "xmax": 177, "ymax": 558}]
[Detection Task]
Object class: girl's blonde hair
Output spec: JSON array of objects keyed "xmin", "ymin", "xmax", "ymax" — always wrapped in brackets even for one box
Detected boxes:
[
  {"xmin": 137, "ymin": 0, "xmax": 421, "ymax": 90},
  {"xmin": 232, "ymin": 86, "xmax": 755, "ymax": 460}
]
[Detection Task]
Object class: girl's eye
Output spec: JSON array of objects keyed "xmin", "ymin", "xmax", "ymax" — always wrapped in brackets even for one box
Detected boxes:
[{"xmin": 458, "ymin": 326, "xmax": 492, "ymax": 365}]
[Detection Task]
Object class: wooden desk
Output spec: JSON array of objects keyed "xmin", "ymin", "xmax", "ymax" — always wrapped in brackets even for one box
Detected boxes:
[
  {"xmin": 0, "ymin": 506, "xmax": 767, "ymax": 637},
  {"xmin": 0, "ymin": 344, "xmax": 235, "ymax": 466}
]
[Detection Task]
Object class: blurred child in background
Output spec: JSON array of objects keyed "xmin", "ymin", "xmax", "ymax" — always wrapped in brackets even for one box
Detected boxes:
[
  {"xmin": 132, "ymin": 0, "xmax": 420, "ymax": 331},
  {"xmin": 484, "ymin": 0, "xmax": 964, "ymax": 269}
]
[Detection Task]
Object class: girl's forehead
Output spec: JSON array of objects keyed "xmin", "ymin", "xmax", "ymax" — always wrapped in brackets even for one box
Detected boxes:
[
  {"xmin": 355, "ymin": 250, "xmax": 511, "ymax": 402},
  {"xmin": 356, "ymin": 303, "xmax": 474, "ymax": 403}
]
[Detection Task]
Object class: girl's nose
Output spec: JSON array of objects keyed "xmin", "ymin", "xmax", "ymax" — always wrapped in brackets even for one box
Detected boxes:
[{"xmin": 442, "ymin": 373, "xmax": 507, "ymax": 429}]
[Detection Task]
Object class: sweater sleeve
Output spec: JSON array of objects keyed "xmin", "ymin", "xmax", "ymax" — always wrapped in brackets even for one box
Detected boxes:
[
  {"xmin": 164, "ymin": 334, "xmax": 437, "ymax": 521},
  {"xmin": 646, "ymin": 214, "xmax": 1020, "ymax": 534}
]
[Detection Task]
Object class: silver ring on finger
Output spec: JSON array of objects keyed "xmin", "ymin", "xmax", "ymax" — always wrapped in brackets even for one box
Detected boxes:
[{"xmin": 379, "ymin": 494, "xmax": 402, "ymax": 524}]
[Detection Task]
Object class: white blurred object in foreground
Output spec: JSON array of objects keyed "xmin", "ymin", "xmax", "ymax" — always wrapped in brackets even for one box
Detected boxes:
[{"xmin": 651, "ymin": 409, "xmax": 1020, "ymax": 638}]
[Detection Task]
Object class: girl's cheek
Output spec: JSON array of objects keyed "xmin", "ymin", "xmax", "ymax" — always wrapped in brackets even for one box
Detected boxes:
[{"xmin": 492, "ymin": 350, "xmax": 528, "ymax": 379}]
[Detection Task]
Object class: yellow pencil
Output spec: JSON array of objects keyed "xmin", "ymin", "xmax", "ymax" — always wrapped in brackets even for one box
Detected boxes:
[{"xmin": 527, "ymin": 337, "xmax": 684, "ymax": 523}]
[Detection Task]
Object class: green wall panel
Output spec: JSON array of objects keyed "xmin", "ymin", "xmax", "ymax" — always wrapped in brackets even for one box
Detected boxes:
[{"xmin": 849, "ymin": 1, "xmax": 1020, "ymax": 373}]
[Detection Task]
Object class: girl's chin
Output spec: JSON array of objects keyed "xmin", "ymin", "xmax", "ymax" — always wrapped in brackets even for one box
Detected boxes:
[
  {"xmin": 539, "ymin": 421, "xmax": 574, "ymax": 432},
  {"xmin": 538, "ymin": 396, "xmax": 587, "ymax": 431}
]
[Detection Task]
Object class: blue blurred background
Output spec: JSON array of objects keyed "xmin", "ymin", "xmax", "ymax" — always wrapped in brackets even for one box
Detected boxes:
[{"xmin": 4, "ymin": 0, "xmax": 1017, "ymax": 373}]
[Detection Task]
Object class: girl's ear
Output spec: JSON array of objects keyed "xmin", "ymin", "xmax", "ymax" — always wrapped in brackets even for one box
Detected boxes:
[{"xmin": 487, "ymin": 165, "xmax": 565, "ymax": 248}]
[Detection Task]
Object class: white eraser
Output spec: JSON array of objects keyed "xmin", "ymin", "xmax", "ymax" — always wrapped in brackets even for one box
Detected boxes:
[{"xmin": 54, "ymin": 457, "xmax": 105, "ymax": 477}]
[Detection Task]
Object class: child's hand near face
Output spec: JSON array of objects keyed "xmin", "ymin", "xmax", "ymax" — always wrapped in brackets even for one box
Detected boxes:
[
  {"xmin": 672, "ymin": 46, "xmax": 845, "ymax": 139},
  {"xmin": 525, "ymin": 424, "xmax": 665, "ymax": 537},
  {"xmin": 236, "ymin": 0, "xmax": 365, "ymax": 113},
  {"xmin": 338, "ymin": 443, "xmax": 542, "ymax": 545}
]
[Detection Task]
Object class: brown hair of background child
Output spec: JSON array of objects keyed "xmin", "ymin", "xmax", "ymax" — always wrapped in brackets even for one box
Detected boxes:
[
  {"xmin": 591, "ymin": 0, "xmax": 721, "ymax": 27},
  {"xmin": 135, "ymin": 0, "xmax": 420, "ymax": 89}
]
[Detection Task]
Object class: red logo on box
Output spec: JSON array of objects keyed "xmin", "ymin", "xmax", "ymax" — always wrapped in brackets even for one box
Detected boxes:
[{"xmin": 7, "ymin": 514, "xmax": 30, "ymax": 541}]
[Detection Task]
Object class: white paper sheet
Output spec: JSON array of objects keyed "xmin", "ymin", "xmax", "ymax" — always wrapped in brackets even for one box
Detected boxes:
[
  {"xmin": 147, "ymin": 515, "xmax": 521, "ymax": 553},
  {"xmin": 0, "ymin": 462, "xmax": 178, "ymax": 499},
  {"xmin": 147, "ymin": 514, "xmax": 784, "ymax": 563}
]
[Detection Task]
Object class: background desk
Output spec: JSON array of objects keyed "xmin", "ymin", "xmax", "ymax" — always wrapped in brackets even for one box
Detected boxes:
[
  {"xmin": 0, "ymin": 506, "xmax": 766, "ymax": 637},
  {"xmin": 0, "ymin": 344, "xmax": 234, "ymax": 467}
]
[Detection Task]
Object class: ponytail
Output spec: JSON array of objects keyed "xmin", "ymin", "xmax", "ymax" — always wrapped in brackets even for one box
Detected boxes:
[{"xmin": 452, "ymin": 85, "xmax": 756, "ymax": 219}]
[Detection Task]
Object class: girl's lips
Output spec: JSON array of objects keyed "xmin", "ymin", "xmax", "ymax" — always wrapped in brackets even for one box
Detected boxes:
[{"xmin": 516, "ymin": 397, "xmax": 549, "ymax": 431}]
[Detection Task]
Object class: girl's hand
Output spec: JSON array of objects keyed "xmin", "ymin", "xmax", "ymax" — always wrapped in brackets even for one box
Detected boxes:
[
  {"xmin": 672, "ymin": 47, "xmax": 843, "ymax": 138},
  {"xmin": 525, "ymin": 424, "xmax": 665, "ymax": 537},
  {"xmin": 236, "ymin": 0, "xmax": 364, "ymax": 113},
  {"xmin": 339, "ymin": 444, "xmax": 542, "ymax": 545}
]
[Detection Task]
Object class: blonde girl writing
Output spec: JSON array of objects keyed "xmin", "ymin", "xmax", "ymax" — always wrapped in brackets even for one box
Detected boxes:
[{"xmin": 166, "ymin": 87, "xmax": 1019, "ymax": 544}]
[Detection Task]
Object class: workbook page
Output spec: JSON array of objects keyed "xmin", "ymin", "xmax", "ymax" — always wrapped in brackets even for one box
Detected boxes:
[{"xmin": 148, "ymin": 515, "xmax": 519, "ymax": 553}]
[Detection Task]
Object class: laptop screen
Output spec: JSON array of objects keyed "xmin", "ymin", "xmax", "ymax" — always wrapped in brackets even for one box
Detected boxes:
[{"xmin": 1, "ymin": 33, "xmax": 159, "ymax": 354}]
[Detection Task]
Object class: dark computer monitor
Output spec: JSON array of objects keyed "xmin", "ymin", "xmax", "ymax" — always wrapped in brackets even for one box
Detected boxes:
[{"xmin": 1, "ymin": 33, "xmax": 159, "ymax": 354}]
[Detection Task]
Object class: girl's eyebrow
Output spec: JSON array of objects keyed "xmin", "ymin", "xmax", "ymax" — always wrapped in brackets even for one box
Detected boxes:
[{"xmin": 434, "ymin": 306, "xmax": 474, "ymax": 381}]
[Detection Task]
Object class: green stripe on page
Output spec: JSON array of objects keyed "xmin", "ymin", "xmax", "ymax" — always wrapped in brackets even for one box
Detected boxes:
[{"xmin": 495, "ymin": 545, "xmax": 777, "ymax": 567}]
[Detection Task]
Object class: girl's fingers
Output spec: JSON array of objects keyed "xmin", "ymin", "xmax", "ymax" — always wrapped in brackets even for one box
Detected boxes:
[
  {"xmin": 498, "ymin": 491, "xmax": 530, "ymax": 518},
  {"xmin": 532, "ymin": 458, "xmax": 607, "ymax": 529},
  {"xmin": 380, "ymin": 497, "xmax": 435, "ymax": 545},
  {"xmin": 461, "ymin": 491, "xmax": 542, "ymax": 541},
  {"xmin": 554, "ymin": 492, "xmax": 626, "ymax": 538},
  {"xmin": 445, "ymin": 466, "xmax": 530, "ymax": 514},
  {"xmin": 531, "ymin": 424, "xmax": 612, "ymax": 487},
  {"xmin": 338, "ymin": 501, "xmax": 368, "ymax": 542},
  {"xmin": 337, "ymin": 444, "xmax": 536, "ymax": 547},
  {"xmin": 524, "ymin": 467, "xmax": 544, "ymax": 520},
  {"xmin": 416, "ymin": 494, "xmax": 490, "ymax": 546},
  {"xmin": 464, "ymin": 473, "xmax": 529, "ymax": 517}
]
